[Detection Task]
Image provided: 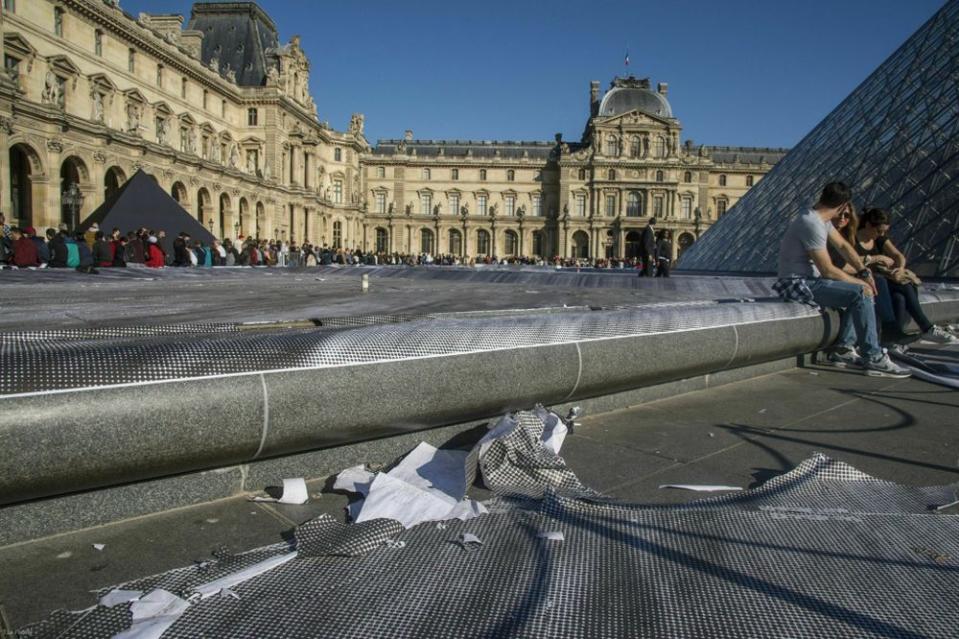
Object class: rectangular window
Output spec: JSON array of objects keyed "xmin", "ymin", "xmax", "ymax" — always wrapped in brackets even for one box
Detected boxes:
[
  {"xmin": 449, "ymin": 193, "xmax": 460, "ymax": 216},
  {"xmin": 95, "ymin": 30, "xmax": 103, "ymax": 56},
  {"xmin": 532, "ymin": 194, "xmax": 541, "ymax": 217},
  {"xmin": 605, "ymin": 194, "xmax": 616, "ymax": 217},
  {"xmin": 54, "ymin": 7, "xmax": 64, "ymax": 37},
  {"xmin": 334, "ymin": 148, "xmax": 342, "ymax": 162},
  {"xmin": 202, "ymin": 90, "xmax": 208, "ymax": 110},
  {"xmin": 247, "ymin": 108, "xmax": 258, "ymax": 126},
  {"xmin": 504, "ymin": 195, "xmax": 515, "ymax": 216},
  {"xmin": 575, "ymin": 194, "xmax": 586, "ymax": 217},
  {"xmin": 717, "ymin": 199, "xmax": 727, "ymax": 216},
  {"xmin": 479, "ymin": 169, "xmax": 487, "ymax": 181},
  {"xmin": 477, "ymin": 194, "xmax": 488, "ymax": 216},
  {"xmin": 375, "ymin": 192, "xmax": 386, "ymax": 213},
  {"xmin": 181, "ymin": 77, "xmax": 187, "ymax": 99},
  {"xmin": 3, "ymin": 0, "xmax": 15, "ymax": 14},
  {"xmin": 156, "ymin": 65, "xmax": 163, "ymax": 88},
  {"xmin": 681, "ymin": 198, "xmax": 692, "ymax": 219},
  {"xmin": 221, "ymin": 100, "xmax": 226, "ymax": 118},
  {"xmin": 333, "ymin": 179, "xmax": 343, "ymax": 204},
  {"xmin": 201, "ymin": 135, "xmax": 210, "ymax": 158},
  {"xmin": 451, "ymin": 168, "xmax": 459, "ymax": 180},
  {"xmin": 420, "ymin": 192, "xmax": 432, "ymax": 215},
  {"xmin": 128, "ymin": 49, "xmax": 135, "ymax": 73},
  {"xmin": 376, "ymin": 166, "xmax": 385, "ymax": 178},
  {"xmin": 654, "ymin": 196, "xmax": 664, "ymax": 217},
  {"xmin": 422, "ymin": 168, "xmax": 431, "ymax": 180}
]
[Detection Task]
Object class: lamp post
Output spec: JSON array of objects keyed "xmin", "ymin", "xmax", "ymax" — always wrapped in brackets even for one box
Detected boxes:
[
  {"xmin": 234, "ymin": 220, "xmax": 240, "ymax": 239},
  {"xmin": 694, "ymin": 207, "xmax": 703, "ymax": 238},
  {"xmin": 208, "ymin": 217, "xmax": 214, "ymax": 236},
  {"xmin": 61, "ymin": 183, "xmax": 84, "ymax": 231}
]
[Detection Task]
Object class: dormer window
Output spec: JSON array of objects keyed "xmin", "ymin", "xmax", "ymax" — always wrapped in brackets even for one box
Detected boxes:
[{"xmin": 719, "ymin": 174, "xmax": 727, "ymax": 186}]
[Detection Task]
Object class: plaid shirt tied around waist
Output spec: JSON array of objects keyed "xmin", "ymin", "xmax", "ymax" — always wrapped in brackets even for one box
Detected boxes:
[{"xmin": 772, "ymin": 277, "xmax": 818, "ymax": 308}]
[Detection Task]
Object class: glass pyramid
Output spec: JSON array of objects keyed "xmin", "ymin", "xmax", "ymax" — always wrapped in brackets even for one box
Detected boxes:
[{"xmin": 680, "ymin": 0, "xmax": 959, "ymax": 278}]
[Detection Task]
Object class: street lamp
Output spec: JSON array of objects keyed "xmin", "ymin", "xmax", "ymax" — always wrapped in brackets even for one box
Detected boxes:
[
  {"xmin": 234, "ymin": 220, "xmax": 240, "ymax": 239},
  {"xmin": 62, "ymin": 183, "xmax": 84, "ymax": 230},
  {"xmin": 694, "ymin": 207, "xmax": 703, "ymax": 238}
]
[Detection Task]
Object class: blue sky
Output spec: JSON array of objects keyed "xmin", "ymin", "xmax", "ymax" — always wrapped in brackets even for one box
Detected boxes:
[{"xmin": 121, "ymin": 0, "xmax": 944, "ymax": 149}]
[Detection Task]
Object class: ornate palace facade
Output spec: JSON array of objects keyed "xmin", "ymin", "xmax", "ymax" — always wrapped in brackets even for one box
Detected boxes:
[{"xmin": 1, "ymin": 0, "xmax": 786, "ymax": 260}]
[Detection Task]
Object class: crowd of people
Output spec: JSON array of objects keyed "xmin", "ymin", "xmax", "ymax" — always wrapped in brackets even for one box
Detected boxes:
[
  {"xmin": 773, "ymin": 181, "xmax": 955, "ymax": 380},
  {"xmin": 0, "ymin": 214, "xmax": 675, "ymax": 276}
]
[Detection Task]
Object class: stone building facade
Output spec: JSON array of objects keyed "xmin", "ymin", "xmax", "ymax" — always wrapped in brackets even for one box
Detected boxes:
[{"xmin": 1, "ymin": 0, "xmax": 786, "ymax": 260}]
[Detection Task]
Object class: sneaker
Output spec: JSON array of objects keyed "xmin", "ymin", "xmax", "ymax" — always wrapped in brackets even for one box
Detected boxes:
[
  {"xmin": 920, "ymin": 325, "xmax": 958, "ymax": 344},
  {"xmin": 822, "ymin": 346, "xmax": 862, "ymax": 368},
  {"xmin": 864, "ymin": 353, "xmax": 912, "ymax": 378}
]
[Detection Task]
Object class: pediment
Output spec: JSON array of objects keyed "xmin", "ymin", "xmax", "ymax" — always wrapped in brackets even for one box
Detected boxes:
[
  {"xmin": 4, "ymin": 33, "xmax": 37, "ymax": 60},
  {"xmin": 597, "ymin": 110, "xmax": 671, "ymax": 128},
  {"xmin": 122, "ymin": 87, "xmax": 147, "ymax": 103},
  {"xmin": 152, "ymin": 100, "xmax": 173, "ymax": 115},
  {"xmin": 88, "ymin": 73, "xmax": 117, "ymax": 92},
  {"xmin": 47, "ymin": 54, "xmax": 80, "ymax": 76},
  {"xmin": 177, "ymin": 112, "xmax": 197, "ymax": 125}
]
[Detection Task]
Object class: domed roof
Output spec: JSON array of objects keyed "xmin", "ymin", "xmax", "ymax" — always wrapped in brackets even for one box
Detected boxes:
[{"xmin": 597, "ymin": 77, "xmax": 673, "ymax": 119}]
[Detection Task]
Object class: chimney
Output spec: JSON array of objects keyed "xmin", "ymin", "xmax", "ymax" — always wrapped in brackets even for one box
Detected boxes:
[
  {"xmin": 657, "ymin": 82, "xmax": 669, "ymax": 96},
  {"xmin": 404, "ymin": 129, "xmax": 413, "ymax": 141},
  {"xmin": 590, "ymin": 80, "xmax": 600, "ymax": 110}
]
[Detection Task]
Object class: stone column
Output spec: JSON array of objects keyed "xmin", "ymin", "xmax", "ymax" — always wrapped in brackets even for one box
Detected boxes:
[{"xmin": 618, "ymin": 228, "xmax": 625, "ymax": 259}]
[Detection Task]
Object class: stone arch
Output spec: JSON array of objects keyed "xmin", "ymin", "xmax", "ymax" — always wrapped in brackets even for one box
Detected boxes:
[
  {"xmin": 255, "ymin": 201, "xmax": 265, "ymax": 238},
  {"xmin": 375, "ymin": 227, "xmax": 389, "ymax": 254},
  {"xmin": 170, "ymin": 181, "xmax": 189, "ymax": 208},
  {"xmin": 9, "ymin": 142, "xmax": 45, "ymax": 228},
  {"xmin": 218, "ymin": 192, "xmax": 231, "ymax": 238},
  {"xmin": 196, "ymin": 187, "xmax": 211, "ymax": 226},
  {"xmin": 625, "ymin": 230, "xmax": 642, "ymax": 259},
  {"xmin": 447, "ymin": 228, "xmax": 462, "ymax": 257},
  {"xmin": 104, "ymin": 165, "xmax": 127, "ymax": 202},
  {"xmin": 571, "ymin": 230, "xmax": 590, "ymax": 259},
  {"xmin": 238, "ymin": 197, "xmax": 250, "ymax": 238},
  {"xmin": 59, "ymin": 156, "xmax": 91, "ymax": 227},
  {"xmin": 503, "ymin": 229, "xmax": 519, "ymax": 256},
  {"xmin": 420, "ymin": 227, "xmax": 435, "ymax": 255}
]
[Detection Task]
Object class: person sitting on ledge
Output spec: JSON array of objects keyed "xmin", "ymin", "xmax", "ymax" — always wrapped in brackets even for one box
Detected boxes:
[
  {"xmin": 145, "ymin": 235, "xmax": 165, "ymax": 268},
  {"xmin": 854, "ymin": 207, "xmax": 956, "ymax": 345},
  {"xmin": 773, "ymin": 181, "xmax": 910, "ymax": 378},
  {"xmin": 9, "ymin": 227, "xmax": 40, "ymax": 268}
]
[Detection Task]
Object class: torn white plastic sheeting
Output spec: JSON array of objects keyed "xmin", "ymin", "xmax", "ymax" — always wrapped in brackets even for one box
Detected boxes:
[
  {"xmin": 218, "ymin": 588, "xmax": 240, "ymax": 600},
  {"xmin": 93, "ymin": 543, "xmax": 106, "ymax": 551},
  {"xmin": 456, "ymin": 533, "xmax": 483, "ymax": 549},
  {"xmin": 99, "ymin": 590, "xmax": 142, "ymax": 608},
  {"xmin": 191, "ymin": 552, "xmax": 297, "ymax": 600},
  {"xmin": 537, "ymin": 531, "xmax": 565, "ymax": 542},
  {"xmin": 112, "ymin": 589, "xmax": 190, "ymax": 639},
  {"xmin": 250, "ymin": 478, "xmax": 309, "ymax": 505},
  {"xmin": 659, "ymin": 484, "xmax": 743, "ymax": 492},
  {"xmin": 537, "ymin": 407, "xmax": 569, "ymax": 455},
  {"xmin": 354, "ymin": 443, "xmax": 485, "ymax": 529},
  {"xmin": 333, "ymin": 465, "xmax": 375, "ymax": 495}
]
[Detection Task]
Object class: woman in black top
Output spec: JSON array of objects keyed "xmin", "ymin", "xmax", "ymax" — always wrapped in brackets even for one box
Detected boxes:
[{"xmin": 855, "ymin": 208, "xmax": 955, "ymax": 344}]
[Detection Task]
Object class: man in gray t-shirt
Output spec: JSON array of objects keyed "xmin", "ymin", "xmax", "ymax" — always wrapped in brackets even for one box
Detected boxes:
[{"xmin": 773, "ymin": 182, "xmax": 909, "ymax": 378}]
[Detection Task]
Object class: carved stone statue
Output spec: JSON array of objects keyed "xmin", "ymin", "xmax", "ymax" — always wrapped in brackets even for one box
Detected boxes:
[
  {"xmin": 263, "ymin": 161, "xmax": 272, "ymax": 180},
  {"xmin": 247, "ymin": 152, "xmax": 257, "ymax": 174},
  {"xmin": 460, "ymin": 204, "xmax": 469, "ymax": 217},
  {"xmin": 643, "ymin": 136, "xmax": 650, "ymax": 157},
  {"xmin": 266, "ymin": 65, "xmax": 279, "ymax": 86},
  {"xmin": 187, "ymin": 129, "xmax": 197, "ymax": 154},
  {"xmin": 223, "ymin": 64, "xmax": 236, "ymax": 83},
  {"xmin": 405, "ymin": 203, "xmax": 412, "ymax": 216},
  {"xmin": 156, "ymin": 117, "xmax": 168, "ymax": 144},
  {"xmin": 349, "ymin": 113, "xmax": 365, "ymax": 136},
  {"xmin": 388, "ymin": 202, "xmax": 394, "ymax": 214},
  {"xmin": 489, "ymin": 204, "xmax": 497, "ymax": 217},
  {"xmin": 229, "ymin": 144, "xmax": 240, "ymax": 168},
  {"xmin": 433, "ymin": 204, "xmax": 440, "ymax": 216},
  {"xmin": 41, "ymin": 71, "xmax": 60, "ymax": 106},
  {"xmin": 91, "ymin": 91, "xmax": 104, "ymax": 123},
  {"xmin": 126, "ymin": 102, "xmax": 141, "ymax": 133},
  {"xmin": 208, "ymin": 55, "xmax": 219, "ymax": 72}
]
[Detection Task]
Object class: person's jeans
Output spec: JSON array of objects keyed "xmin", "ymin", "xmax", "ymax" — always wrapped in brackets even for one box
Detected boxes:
[
  {"xmin": 807, "ymin": 278, "xmax": 881, "ymax": 361},
  {"xmin": 886, "ymin": 279, "xmax": 933, "ymax": 333},
  {"xmin": 872, "ymin": 276, "xmax": 897, "ymax": 324}
]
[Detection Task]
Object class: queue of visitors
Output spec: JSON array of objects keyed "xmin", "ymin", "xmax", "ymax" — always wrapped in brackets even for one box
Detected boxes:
[
  {"xmin": 0, "ymin": 213, "xmax": 675, "ymax": 275},
  {"xmin": 773, "ymin": 181, "xmax": 955, "ymax": 380}
]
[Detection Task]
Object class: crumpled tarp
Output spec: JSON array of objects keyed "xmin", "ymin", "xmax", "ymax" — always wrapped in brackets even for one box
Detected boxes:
[{"xmin": 19, "ymin": 409, "xmax": 959, "ymax": 639}]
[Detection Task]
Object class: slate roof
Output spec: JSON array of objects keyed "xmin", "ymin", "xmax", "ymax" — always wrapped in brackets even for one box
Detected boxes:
[
  {"xmin": 372, "ymin": 140, "xmax": 557, "ymax": 160},
  {"xmin": 705, "ymin": 146, "xmax": 789, "ymax": 166},
  {"xmin": 187, "ymin": 2, "xmax": 279, "ymax": 87}
]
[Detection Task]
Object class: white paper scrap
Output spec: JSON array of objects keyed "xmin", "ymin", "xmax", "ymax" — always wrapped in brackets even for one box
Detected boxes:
[
  {"xmin": 218, "ymin": 588, "xmax": 240, "ymax": 600},
  {"xmin": 461, "ymin": 533, "xmax": 483, "ymax": 546},
  {"xmin": 99, "ymin": 590, "xmax": 142, "ymax": 608},
  {"xmin": 192, "ymin": 552, "xmax": 297, "ymax": 599},
  {"xmin": 659, "ymin": 484, "xmax": 743, "ymax": 492},
  {"xmin": 386, "ymin": 443, "xmax": 467, "ymax": 500},
  {"xmin": 112, "ymin": 589, "xmax": 190, "ymax": 639},
  {"xmin": 537, "ymin": 531, "xmax": 565, "ymax": 542},
  {"xmin": 540, "ymin": 412, "xmax": 569, "ymax": 454},
  {"xmin": 356, "ymin": 473, "xmax": 456, "ymax": 528},
  {"xmin": 445, "ymin": 499, "xmax": 489, "ymax": 521},
  {"xmin": 93, "ymin": 544, "xmax": 105, "ymax": 551},
  {"xmin": 250, "ymin": 478, "xmax": 309, "ymax": 505},
  {"xmin": 333, "ymin": 465, "xmax": 375, "ymax": 495}
]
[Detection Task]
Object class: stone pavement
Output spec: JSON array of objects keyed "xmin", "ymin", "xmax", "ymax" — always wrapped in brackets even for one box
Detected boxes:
[{"xmin": 1, "ymin": 357, "xmax": 956, "ymax": 632}]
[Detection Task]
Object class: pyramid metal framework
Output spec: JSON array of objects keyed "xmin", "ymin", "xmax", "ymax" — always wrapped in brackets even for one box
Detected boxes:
[{"xmin": 680, "ymin": 0, "xmax": 959, "ymax": 277}]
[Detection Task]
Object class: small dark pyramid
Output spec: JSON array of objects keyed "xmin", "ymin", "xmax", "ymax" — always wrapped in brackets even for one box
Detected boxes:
[
  {"xmin": 680, "ymin": 0, "xmax": 959, "ymax": 278},
  {"xmin": 79, "ymin": 170, "xmax": 217, "ymax": 256}
]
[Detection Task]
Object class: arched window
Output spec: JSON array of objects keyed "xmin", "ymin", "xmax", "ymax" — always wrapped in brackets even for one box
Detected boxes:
[
  {"xmin": 507, "ymin": 169, "xmax": 515, "ymax": 182},
  {"xmin": 448, "ymin": 229, "xmax": 462, "ymax": 255},
  {"xmin": 504, "ymin": 230, "xmax": 518, "ymax": 256},
  {"xmin": 630, "ymin": 136, "xmax": 641, "ymax": 158},
  {"xmin": 420, "ymin": 228, "xmax": 434, "ymax": 254},
  {"xmin": 656, "ymin": 170, "xmax": 664, "ymax": 182},
  {"xmin": 683, "ymin": 171, "xmax": 692, "ymax": 183},
  {"xmin": 717, "ymin": 198, "xmax": 728, "ymax": 217},
  {"xmin": 656, "ymin": 136, "xmax": 666, "ymax": 158},
  {"xmin": 606, "ymin": 135, "xmax": 618, "ymax": 156},
  {"xmin": 376, "ymin": 166, "xmax": 385, "ymax": 178},
  {"xmin": 746, "ymin": 175, "xmax": 754, "ymax": 187},
  {"xmin": 479, "ymin": 169, "xmax": 487, "ymax": 181},
  {"xmin": 422, "ymin": 167, "xmax": 431, "ymax": 180},
  {"xmin": 578, "ymin": 168, "xmax": 586, "ymax": 181},
  {"xmin": 332, "ymin": 220, "xmax": 342, "ymax": 248},
  {"xmin": 476, "ymin": 229, "xmax": 490, "ymax": 256},
  {"xmin": 627, "ymin": 191, "xmax": 642, "ymax": 217},
  {"xmin": 608, "ymin": 169, "xmax": 616, "ymax": 180},
  {"xmin": 719, "ymin": 174, "xmax": 727, "ymax": 187},
  {"xmin": 375, "ymin": 227, "xmax": 388, "ymax": 253}
]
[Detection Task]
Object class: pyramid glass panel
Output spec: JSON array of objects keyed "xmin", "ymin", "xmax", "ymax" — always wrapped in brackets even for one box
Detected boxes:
[{"xmin": 680, "ymin": 0, "xmax": 959, "ymax": 277}]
